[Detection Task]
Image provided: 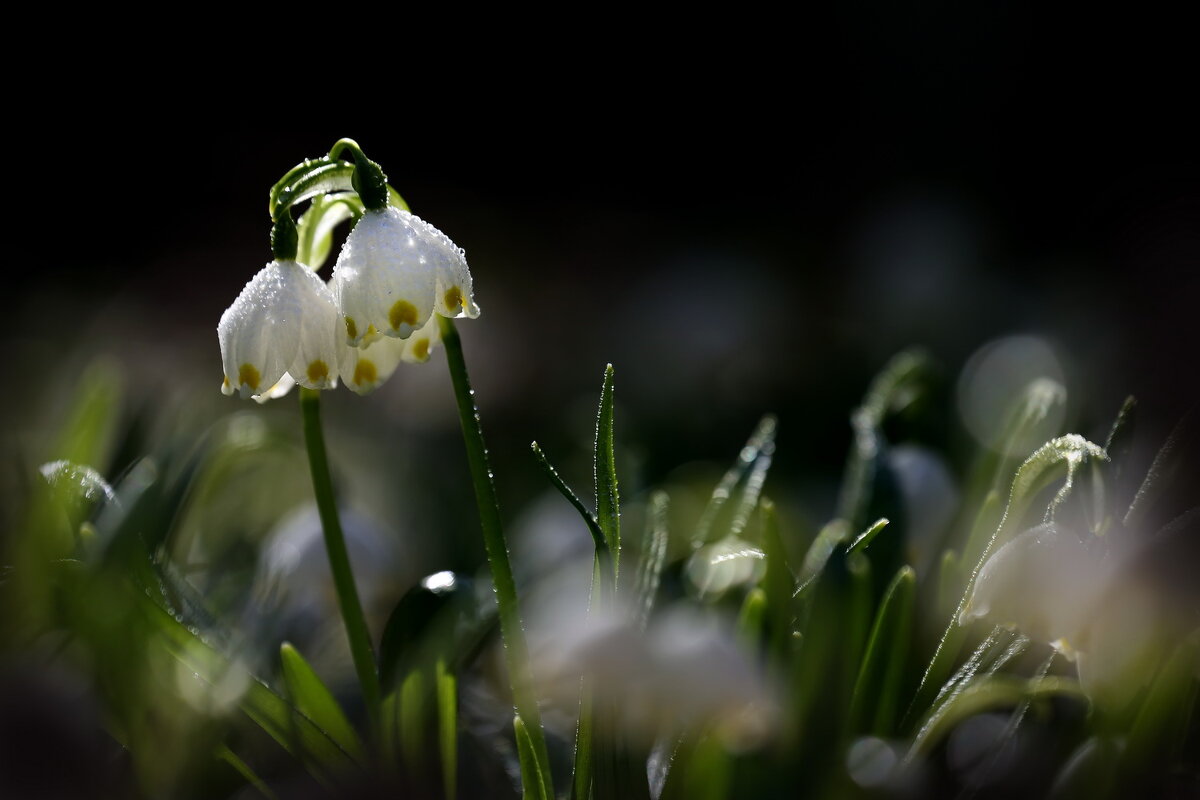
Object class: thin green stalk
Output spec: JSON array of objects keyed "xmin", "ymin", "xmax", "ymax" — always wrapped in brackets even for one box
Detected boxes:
[
  {"xmin": 299, "ymin": 388, "xmax": 382, "ymax": 734},
  {"xmin": 438, "ymin": 317, "xmax": 555, "ymax": 800}
]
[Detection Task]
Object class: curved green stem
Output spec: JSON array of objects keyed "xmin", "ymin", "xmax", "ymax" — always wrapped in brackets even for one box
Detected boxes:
[
  {"xmin": 299, "ymin": 388, "xmax": 382, "ymax": 735},
  {"xmin": 438, "ymin": 317, "xmax": 555, "ymax": 800}
]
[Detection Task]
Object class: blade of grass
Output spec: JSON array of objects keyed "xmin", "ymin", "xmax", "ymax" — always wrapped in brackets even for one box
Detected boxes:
[
  {"xmin": 850, "ymin": 566, "xmax": 916, "ymax": 736},
  {"xmin": 760, "ymin": 497, "xmax": 795, "ymax": 660},
  {"xmin": 216, "ymin": 744, "xmax": 278, "ymax": 800},
  {"xmin": 907, "ymin": 675, "xmax": 1086, "ymax": 761},
  {"xmin": 846, "ymin": 517, "xmax": 890, "ymax": 557},
  {"xmin": 632, "ymin": 490, "xmax": 669, "ymax": 631},
  {"xmin": 437, "ymin": 658, "xmax": 458, "ymax": 800},
  {"xmin": 515, "ymin": 714, "xmax": 551, "ymax": 800},
  {"xmin": 728, "ymin": 415, "xmax": 777, "ymax": 540},
  {"xmin": 693, "ymin": 415, "xmax": 778, "ymax": 547},
  {"xmin": 280, "ymin": 643, "xmax": 366, "ymax": 763},
  {"xmin": 595, "ymin": 364, "xmax": 621, "ymax": 578}
]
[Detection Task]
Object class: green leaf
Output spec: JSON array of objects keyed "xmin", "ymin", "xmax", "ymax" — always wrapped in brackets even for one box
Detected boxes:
[
  {"xmin": 270, "ymin": 157, "xmax": 356, "ymax": 217},
  {"xmin": 838, "ymin": 350, "xmax": 930, "ymax": 530},
  {"xmin": 908, "ymin": 675, "xmax": 1086, "ymax": 760},
  {"xmin": 515, "ymin": 714, "xmax": 551, "ymax": 800},
  {"xmin": 632, "ymin": 490, "xmax": 669, "ymax": 631},
  {"xmin": 737, "ymin": 587, "xmax": 767, "ymax": 650},
  {"xmin": 280, "ymin": 643, "xmax": 366, "ymax": 763},
  {"xmin": 532, "ymin": 442, "xmax": 610, "ymax": 568},
  {"xmin": 378, "ymin": 571, "xmax": 469, "ymax": 690},
  {"xmin": 51, "ymin": 358, "xmax": 122, "ymax": 471},
  {"xmin": 728, "ymin": 415, "xmax": 776, "ymax": 540},
  {"xmin": 437, "ymin": 659, "xmax": 458, "ymax": 800},
  {"xmin": 693, "ymin": 414, "xmax": 778, "ymax": 546},
  {"xmin": 1125, "ymin": 408, "xmax": 1198, "ymax": 531},
  {"xmin": 143, "ymin": 599, "xmax": 356, "ymax": 782},
  {"xmin": 759, "ymin": 497, "xmax": 795, "ymax": 659},
  {"xmin": 594, "ymin": 364, "xmax": 621, "ymax": 577},
  {"xmin": 1122, "ymin": 632, "xmax": 1200, "ymax": 778},
  {"xmin": 216, "ymin": 745, "xmax": 278, "ymax": 800},
  {"xmin": 846, "ymin": 517, "xmax": 890, "ymax": 557},
  {"xmin": 570, "ymin": 682, "xmax": 595, "ymax": 800},
  {"xmin": 850, "ymin": 566, "xmax": 916, "ymax": 736}
]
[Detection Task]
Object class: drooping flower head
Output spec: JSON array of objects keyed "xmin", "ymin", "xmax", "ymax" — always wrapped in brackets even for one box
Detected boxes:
[
  {"xmin": 218, "ymin": 260, "xmax": 342, "ymax": 399},
  {"xmin": 218, "ymin": 138, "xmax": 480, "ymax": 399},
  {"xmin": 332, "ymin": 206, "xmax": 479, "ymax": 348}
]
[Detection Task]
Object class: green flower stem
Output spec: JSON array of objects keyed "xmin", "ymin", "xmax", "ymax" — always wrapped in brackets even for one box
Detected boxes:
[
  {"xmin": 438, "ymin": 317, "xmax": 555, "ymax": 800},
  {"xmin": 299, "ymin": 387, "xmax": 382, "ymax": 735}
]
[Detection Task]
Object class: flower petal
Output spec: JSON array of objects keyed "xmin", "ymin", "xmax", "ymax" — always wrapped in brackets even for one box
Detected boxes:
[
  {"xmin": 338, "ymin": 335, "xmax": 406, "ymax": 395},
  {"xmin": 333, "ymin": 207, "xmax": 471, "ymax": 342},
  {"xmin": 218, "ymin": 261, "xmax": 295, "ymax": 398}
]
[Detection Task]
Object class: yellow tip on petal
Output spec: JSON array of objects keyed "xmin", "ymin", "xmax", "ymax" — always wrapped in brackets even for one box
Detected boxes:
[
  {"xmin": 345, "ymin": 316, "xmax": 358, "ymax": 341},
  {"xmin": 444, "ymin": 286, "xmax": 463, "ymax": 312},
  {"xmin": 389, "ymin": 300, "xmax": 418, "ymax": 332},
  {"xmin": 238, "ymin": 363, "xmax": 261, "ymax": 391},
  {"xmin": 221, "ymin": 375, "xmax": 234, "ymax": 396},
  {"xmin": 307, "ymin": 360, "xmax": 329, "ymax": 383},
  {"xmin": 353, "ymin": 359, "xmax": 378, "ymax": 387},
  {"xmin": 412, "ymin": 338, "xmax": 430, "ymax": 361}
]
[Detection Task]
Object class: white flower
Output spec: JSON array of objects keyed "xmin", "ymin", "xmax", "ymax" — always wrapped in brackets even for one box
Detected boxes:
[
  {"xmin": 337, "ymin": 313, "xmax": 443, "ymax": 394},
  {"xmin": 331, "ymin": 206, "xmax": 479, "ymax": 347},
  {"xmin": 218, "ymin": 260, "xmax": 343, "ymax": 399}
]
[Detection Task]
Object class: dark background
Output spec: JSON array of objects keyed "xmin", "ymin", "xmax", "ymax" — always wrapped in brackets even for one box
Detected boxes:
[{"xmin": 6, "ymin": 10, "xmax": 1196, "ymax": 528}]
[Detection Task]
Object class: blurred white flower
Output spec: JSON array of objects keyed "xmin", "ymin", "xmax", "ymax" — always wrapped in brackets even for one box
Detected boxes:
[
  {"xmin": 218, "ymin": 260, "xmax": 342, "ymax": 399},
  {"xmin": 538, "ymin": 601, "xmax": 776, "ymax": 749},
  {"xmin": 331, "ymin": 207, "xmax": 479, "ymax": 347},
  {"xmin": 960, "ymin": 523, "xmax": 1109, "ymax": 657}
]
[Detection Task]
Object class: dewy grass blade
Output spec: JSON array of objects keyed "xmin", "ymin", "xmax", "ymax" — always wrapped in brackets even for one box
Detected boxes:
[
  {"xmin": 299, "ymin": 388, "xmax": 382, "ymax": 734},
  {"xmin": 1122, "ymin": 632, "xmax": 1200, "ymax": 779},
  {"xmin": 632, "ymin": 490, "xmax": 670, "ymax": 631},
  {"xmin": 437, "ymin": 659, "xmax": 458, "ymax": 800},
  {"xmin": 439, "ymin": 317, "xmax": 554, "ymax": 800},
  {"xmin": 531, "ymin": 441, "xmax": 612, "ymax": 578},
  {"xmin": 216, "ymin": 745, "xmax": 279, "ymax": 800},
  {"xmin": 514, "ymin": 714, "xmax": 551, "ymax": 800},
  {"xmin": 694, "ymin": 414, "xmax": 778, "ymax": 547},
  {"xmin": 595, "ymin": 364, "xmax": 621, "ymax": 578},
  {"xmin": 907, "ymin": 675, "xmax": 1086, "ymax": 762},
  {"xmin": 145, "ymin": 598, "xmax": 356, "ymax": 781},
  {"xmin": 760, "ymin": 498, "xmax": 795, "ymax": 659},
  {"xmin": 728, "ymin": 415, "xmax": 777, "ymax": 540},
  {"xmin": 850, "ymin": 566, "xmax": 916, "ymax": 737},
  {"xmin": 846, "ymin": 517, "xmax": 890, "ymax": 557},
  {"xmin": 280, "ymin": 642, "xmax": 366, "ymax": 763}
]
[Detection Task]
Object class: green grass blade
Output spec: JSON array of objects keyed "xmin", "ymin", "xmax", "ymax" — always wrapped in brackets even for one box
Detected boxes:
[
  {"xmin": 515, "ymin": 714, "xmax": 551, "ymax": 800},
  {"xmin": 693, "ymin": 415, "xmax": 777, "ymax": 546},
  {"xmin": 760, "ymin": 498, "xmax": 795, "ymax": 660},
  {"xmin": 737, "ymin": 587, "xmax": 768, "ymax": 650},
  {"xmin": 594, "ymin": 364, "xmax": 621, "ymax": 577},
  {"xmin": 571, "ymin": 682, "xmax": 595, "ymax": 800},
  {"xmin": 850, "ymin": 566, "xmax": 916, "ymax": 736},
  {"xmin": 728, "ymin": 415, "xmax": 777, "ymax": 540},
  {"xmin": 846, "ymin": 517, "xmax": 890, "ymax": 557},
  {"xmin": 437, "ymin": 659, "xmax": 458, "ymax": 800},
  {"xmin": 216, "ymin": 745, "xmax": 278, "ymax": 800},
  {"xmin": 280, "ymin": 643, "xmax": 366, "ymax": 763},
  {"xmin": 838, "ymin": 350, "xmax": 930, "ymax": 530},
  {"xmin": 1125, "ymin": 408, "xmax": 1198, "ymax": 530},
  {"xmin": 144, "ymin": 599, "xmax": 356, "ymax": 780},
  {"xmin": 1122, "ymin": 632, "xmax": 1200, "ymax": 779},
  {"xmin": 908, "ymin": 675, "xmax": 1086, "ymax": 761},
  {"xmin": 532, "ymin": 441, "xmax": 609, "ymax": 566},
  {"xmin": 632, "ymin": 490, "xmax": 669, "ymax": 631}
]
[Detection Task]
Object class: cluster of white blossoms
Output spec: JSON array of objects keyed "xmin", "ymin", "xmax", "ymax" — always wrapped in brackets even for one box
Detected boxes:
[{"xmin": 218, "ymin": 207, "xmax": 479, "ymax": 401}]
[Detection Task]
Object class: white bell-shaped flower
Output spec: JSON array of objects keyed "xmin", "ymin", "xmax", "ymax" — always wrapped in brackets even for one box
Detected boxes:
[
  {"xmin": 338, "ymin": 313, "xmax": 444, "ymax": 394},
  {"xmin": 218, "ymin": 260, "xmax": 343, "ymax": 399},
  {"xmin": 331, "ymin": 206, "xmax": 479, "ymax": 347}
]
